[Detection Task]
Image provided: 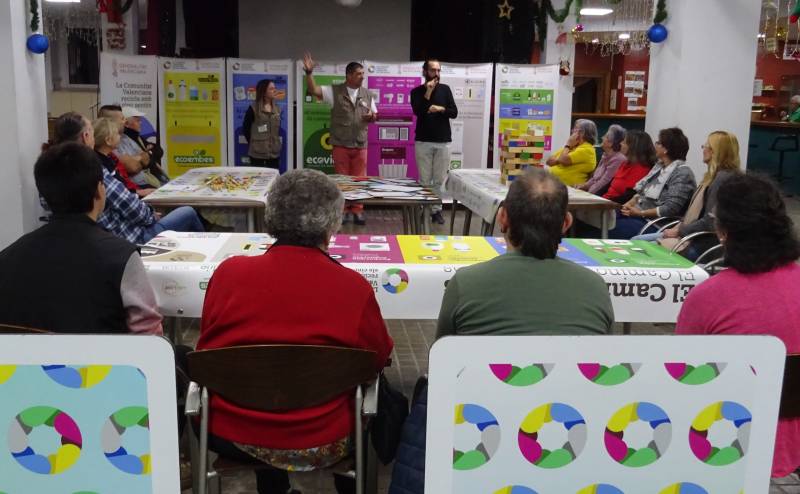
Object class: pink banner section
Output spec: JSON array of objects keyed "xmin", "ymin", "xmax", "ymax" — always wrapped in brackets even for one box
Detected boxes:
[
  {"xmin": 367, "ymin": 76, "xmax": 421, "ymax": 179},
  {"xmin": 328, "ymin": 234, "xmax": 405, "ymax": 263}
]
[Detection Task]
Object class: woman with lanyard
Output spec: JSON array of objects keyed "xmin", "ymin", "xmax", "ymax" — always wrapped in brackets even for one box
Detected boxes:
[{"xmin": 242, "ymin": 79, "xmax": 283, "ymax": 169}]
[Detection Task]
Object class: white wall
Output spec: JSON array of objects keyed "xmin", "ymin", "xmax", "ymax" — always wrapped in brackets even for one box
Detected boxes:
[
  {"xmin": 238, "ymin": 0, "xmax": 412, "ymax": 61},
  {"xmin": 544, "ymin": 16, "xmax": 576, "ymax": 154},
  {"xmin": 0, "ymin": 0, "xmax": 48, "ymax": 249},
  {"xmin": 646, "ymin": 0, "xmax": 760, "ymax": 177}
]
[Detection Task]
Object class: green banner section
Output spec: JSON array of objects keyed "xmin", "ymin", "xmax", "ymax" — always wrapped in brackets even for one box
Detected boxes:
[
  {"xmin": 499, "ymin": 88, "xmax": 553, "ymax": 105},
  {"xmin": 565, "ymin": 239, "xmax": 696, "ymax": 268},
  {"xmin": 302, "ymin": 74, "xmax": 345, "ymax": 174}
]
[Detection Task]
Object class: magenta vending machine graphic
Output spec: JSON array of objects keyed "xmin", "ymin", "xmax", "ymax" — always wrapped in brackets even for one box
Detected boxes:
[{"xmin": 366, "ymin": 68, "xmax": 422, "ymax": 180}]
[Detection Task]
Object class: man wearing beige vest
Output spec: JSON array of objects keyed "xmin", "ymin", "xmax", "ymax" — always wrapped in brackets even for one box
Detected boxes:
[{"xmin": 304, "ymin": 52, "xmax": 377, "ymax": 225}]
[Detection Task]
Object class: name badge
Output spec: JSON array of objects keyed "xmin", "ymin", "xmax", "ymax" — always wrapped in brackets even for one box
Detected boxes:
[{"xmin": 257, "ymin": 124, "xmax": 268, "ymax": 133}]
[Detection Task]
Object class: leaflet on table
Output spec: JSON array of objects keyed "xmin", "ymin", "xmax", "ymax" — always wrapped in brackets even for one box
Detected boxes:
[
  {"xmin": 144, "ymin": 167, "xmax": 277, "ymax": 204},
  {"xmin": 493, "ymin": 64, "xmax": 559, "ymax": 169},
  {"xmin": 227, "ymin": 59, "xmax": 293, "ymax": 172},
  {"xmin": 439, "ymin": 62, "xmax": 493, "ymax": 170},
  {"xmin": 296, "ymin": 61, "xmax": 350, "ymax": 174},
  {"xmin": 100, "ymin": 53, "xmax": 158, "ymax": 139},
  {"xmin": 364, "ymin": 61, "xmax": 423, "ymax": 180},
  {"xmin": 158, "ymin": 58, "xmax": 226, "ymax": 177}
]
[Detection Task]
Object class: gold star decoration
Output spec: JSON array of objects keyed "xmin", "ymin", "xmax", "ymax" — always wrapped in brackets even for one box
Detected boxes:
[{"xmin": 498, "ymin": 0, "xmax": 514, "ymax": 20}]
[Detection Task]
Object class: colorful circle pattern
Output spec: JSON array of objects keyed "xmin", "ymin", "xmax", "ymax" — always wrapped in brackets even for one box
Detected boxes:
[
  {"xmin": 494, "ymin": 486, "xmax": 538, "ymax": 494},
  {"xmin": 659, "ymin": 483, "xmax": 708, "ymax": 494},
  {"xmin": 381, "ymin": 268, "xmax": 409, "ymax": 294},
  {"xmin": 453, "ymin": 404, "xmax": 500, "ymax": 470},
  {"xmin": 579, "ymin": 363, "xmax": 639, "ymax": 386},
  {"xmin": 689, "ymin": 401, "xmax": 751, "ymax": 466},
  {"xmin": 8, "ymin": 406, "xmax": 82, "ymax": 474},
  {"xmin": 604, "ymin": 402, "xmax": 671, "ymax": 467},
  {"xmin": 42, "ymin": 365, "xmax": 112, "ymax": 389},
  {"xmin": 0, "ymin": 365, "xmax": 15, "ymax": 384},
  {"xmin": 102, "ymin": 406, "xmax": 151, "ymax": 475},
  {"xmin": 518, "ymin": 402, "xmax": 586, "ymax": 468},
  {"xmin": 490, "ymin": 363, "xmax": 552, "ymax": 386},
  {"xmin": 665, "ymin": 362, "xmax": 725, "ymax": 385},
  {"xmin": 578, "ymin": 485, "xmax": 624, "ymax": 494}
]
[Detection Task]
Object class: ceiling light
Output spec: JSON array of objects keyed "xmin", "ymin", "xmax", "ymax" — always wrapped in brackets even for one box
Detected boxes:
[
  {"xmin": 45, "ymin": 0, "xmax": 82, "ymax": 3},
  {"xmin": 580, "ymin": 8, "xmax": 614, "ymax": 16},
  {"xmin": 592, "ymin": 38, "xmax": 600, "ymax": 44},
  {"xmin": 618, "ymin": 33, "xmax": 631, "ymax": 40}
]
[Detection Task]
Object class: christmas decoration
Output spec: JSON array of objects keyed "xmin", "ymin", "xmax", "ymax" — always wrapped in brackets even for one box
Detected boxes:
[
  {"xmin": 498, "ymin": 0, "xmax": 514, "ymax": 20},
  {"xmin": 647, "ymin": 23, "xmax": 668, "ymax": 43},
  {"xmin": 29, "ymin": 0, "xmax": 40, "ymax": 32},
  {"xmin": 572, "ymin": 23, "xmax": 584, "ymax": 33},
  {"xmin": 26, "ymin": 33, "xmax": 49, "ymax": 54},
  {"xmin": 559, "ymin": 59, "xmax": 571, "ymax": 76},
  {"xmin": 791, "ymin": 1, "xmax": 800, "ymax": 24},
  {"xmin": 653, "ymin": 0, "xmax": 668, "ymax": 24}
]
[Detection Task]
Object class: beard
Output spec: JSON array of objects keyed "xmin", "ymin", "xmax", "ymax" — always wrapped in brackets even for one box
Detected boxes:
[{"xmin": 426, "ymin": 74, "xmax": 439, "ymax": 83}]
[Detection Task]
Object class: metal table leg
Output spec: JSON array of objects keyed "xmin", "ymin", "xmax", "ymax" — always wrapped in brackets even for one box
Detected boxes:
[
  {"xmin": 622, "ymin": 322, "xmax": 632, "ymax": 335},
  {"xmin": 449, "ymin": 199, "xmax": 458, "ymax": 235},
  {"xmin": 401, "ymin": 207, "xmax": 410, "ymax": 234},
  {"xmin": 462, "ymin": 209, "xmax": 473, "ymax": 236},
  {"xmin": 247, "ymin": 208, "xmax": 255, "ymax": 233},
  {"xmin": 422, "ymin": 205, "xmax": 432, "ymax": 235},
  {"xmin": 601, "ymin": 211, "xmax": 609, "ymax": 239}
]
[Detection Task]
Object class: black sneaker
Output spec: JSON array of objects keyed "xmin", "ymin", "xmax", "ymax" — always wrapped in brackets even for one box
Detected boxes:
[
  {"xmin": 431, "ymin": 211, "xmax": 445, "ymax": 224},
  {"xmin": 354, "ymin": 214, "xmax": 366, "ymax": 225}
]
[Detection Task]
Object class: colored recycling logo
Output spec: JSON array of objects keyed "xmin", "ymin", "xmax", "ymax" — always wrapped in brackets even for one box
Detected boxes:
[{"xmin": 8, "ymin": 406, "xmax": 82, "ymax": 474}]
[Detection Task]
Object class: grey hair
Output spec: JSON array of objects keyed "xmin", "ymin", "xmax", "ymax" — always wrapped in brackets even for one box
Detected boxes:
[
  {"xmin": 606, "ymin": 124, "xmax": 626, "ymax": 152},
  {"xmin": 265, "ymin": 169, "xmax": 344, "ymax": 247},
  {"xmin": 574, "ymin": 119, "xmax": 598, "ymax": 145},
  {"xmin": 791, "ymin": 95, "xmax": 800, "ymax": 105}
]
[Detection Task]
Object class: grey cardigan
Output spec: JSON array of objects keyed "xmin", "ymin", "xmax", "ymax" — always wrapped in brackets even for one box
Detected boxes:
[
  {"xmin": 635, "ymin": 162, "xmax": 697, "ymax": 217},
  {"xmin": 678, "ymin": 169, "xmax": 737, "ymax": 236}
]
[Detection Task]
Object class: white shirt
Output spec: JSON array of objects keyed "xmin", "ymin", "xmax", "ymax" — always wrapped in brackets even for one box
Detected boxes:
[{"xmin": 320, "ymin": 84, "xmax": 378, "ymax": 113}]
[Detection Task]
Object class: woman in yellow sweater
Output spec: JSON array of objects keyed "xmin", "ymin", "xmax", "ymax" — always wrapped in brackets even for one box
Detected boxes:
[{"xmin": 546, "ymin": 119, "xmax": 598, "ymax": 186}]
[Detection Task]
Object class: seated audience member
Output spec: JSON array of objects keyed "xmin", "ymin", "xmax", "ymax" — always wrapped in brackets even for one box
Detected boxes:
[
  {"xmin": 633, "ymin": 130, "xmax": 741, "ymax": 260},
  {"xmin": 50, "ymin": 112, "xmax": 203, "ymax": 244},
  {"xmin": 437, "ymin": 167, "xmax": 614, "ymax": 337},
  {"xmin": 577, "ymin": 124, "xmax": 626, "ymax": 195},
  {"xmin": 601, "ymin": 129, "xmax": 656, "ymax": 203},
  {"xmin": 117, "ymin": 106, "xmax": 169, "ymax": 187},
  {"xmin": 391, "ymin": 169, "xmax": 614, "ymax": 494},
  {"xmin": 196, "ymin": 169, "xmax": 394, "ymax": 494},
  {"xmin": 94, "ymin": 117, "xmax": 152, "ymax": 197},
  {"xmin": 676, "ymin": 173, "xmax": 800, "ymax": 478},
  {"xmin": 98, "ymin": 104, "xmax": 148, "ymax": 178},
  {"xmin": 0, "ymin": 142, "xmax": 162, "ymax": 334},
  {"xmin": 604, "ymin": 127, "xmax": 696, "ymax": 239},
  {"xmin": 546, "ymin": 119, "xmax": 599, "ymax": 186}
]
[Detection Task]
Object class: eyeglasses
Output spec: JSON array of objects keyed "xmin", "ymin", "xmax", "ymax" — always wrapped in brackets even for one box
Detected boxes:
[{"xmin": 701, "ymin": 144, "xmax": 711, "ymax": 149}]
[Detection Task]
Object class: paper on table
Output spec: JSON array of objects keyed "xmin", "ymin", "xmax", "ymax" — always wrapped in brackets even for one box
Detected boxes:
[
  {"xmin": 366, "ymin": 191, "xmax": 415, "ymax": 198},
  {"xmin": 368, "ymin": 185, "xmax": 424, "ymax": 192},
  {"xmin": 343, "ymin": 192, "xmax": 374, "ymax": 200}
]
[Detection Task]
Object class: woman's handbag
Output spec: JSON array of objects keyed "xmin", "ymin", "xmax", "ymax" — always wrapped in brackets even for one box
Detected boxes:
[{"xmin": 370, "ymin": 373, "xmax": 409, "ymax": 464}]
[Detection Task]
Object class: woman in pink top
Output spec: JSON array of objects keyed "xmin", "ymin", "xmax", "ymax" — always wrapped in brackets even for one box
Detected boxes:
[{"xmin": 677, "ymin": 173, "xmax": 800, "ymax": 478}]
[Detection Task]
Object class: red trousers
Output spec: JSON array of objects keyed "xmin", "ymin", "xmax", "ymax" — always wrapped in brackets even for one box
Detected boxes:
[{"xmin": 332, "ymin": 146, "xmax": 368, "ymax": 214}]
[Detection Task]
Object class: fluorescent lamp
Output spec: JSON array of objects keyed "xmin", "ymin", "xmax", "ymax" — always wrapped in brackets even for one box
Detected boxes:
[
  {"xmin": 580, "ymin": 8, "xmax": 613, "ymax": 16},
  {"xmin": 45, "ymin": 0, "xmax": 81, "ymax": 2},
  {"xmin": 618, "ymin": 33, "xmax": 631, "ymax": 40},
  {"xmin": 592, "ymin": 38, "xmax": 600, "ymax": 44}
]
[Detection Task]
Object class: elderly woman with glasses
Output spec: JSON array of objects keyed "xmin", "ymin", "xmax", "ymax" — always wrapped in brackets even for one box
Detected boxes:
[
  {"xmin": 546, "ymin": 118, "xmax": 599, "ymax": 186},
  {"xmin": 197, "ymin": 169, "xmax": 394, "ymax": 494},
  {"xmin": 577, "ymin": 124, "xmax": 626, "ymax": 195}
]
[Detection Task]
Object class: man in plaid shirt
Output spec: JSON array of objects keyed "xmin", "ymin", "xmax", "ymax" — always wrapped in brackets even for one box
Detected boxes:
[{"xmin": 98, "ymin": 164, "xmax": 203, "ymax": 244}]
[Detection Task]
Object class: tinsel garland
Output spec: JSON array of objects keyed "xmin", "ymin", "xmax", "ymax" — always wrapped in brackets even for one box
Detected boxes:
[{"xmin": 29, "ymin": 0, "xmax": 39, "ymax": 32}]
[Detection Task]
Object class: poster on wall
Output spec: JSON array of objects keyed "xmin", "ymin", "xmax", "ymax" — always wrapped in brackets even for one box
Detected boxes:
[
  {"xmin": 99, "ymin": 53, "xmax": 158, "ymax": 138},
  {"xmin": 493, "ymin": 64, "xmax": 559, "ymax": 169},
  {"xmin": 158, "ymin": 57, "xmax": 226, "ymax": 177},
  {"xmin": 226, "ymin": 58, "xmax": 293, "ymax": 173},
  {"xmin": 440, "ymin": 62, "xmax": 492, "ymax": 170},
  {"xmin": 623, "ymin": 70, "xmax": 646, "ymax": 98},
  {"xmin": 296, "ymin": 60, "xmax": 349, "ymax": 174},
  {"xmin": 364, "ymin": 61, "xmax": 423, "ymax": 179}
]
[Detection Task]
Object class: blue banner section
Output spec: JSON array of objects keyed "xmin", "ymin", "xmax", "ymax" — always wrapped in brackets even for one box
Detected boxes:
[
  {"xmin": 485, "ymin": 237, "xmax": 599, "ymax": 266},
  {"xmin": 231, "ymin": 73, "xmax": 290, "ymax": 172},
  {"xmin": 498, "ymin": 104, "xmax": 554, "ymax": 120}
]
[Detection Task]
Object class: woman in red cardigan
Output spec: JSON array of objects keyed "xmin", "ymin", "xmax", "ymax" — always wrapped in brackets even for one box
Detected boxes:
[
  {"xmin": 197, "ymin": 169, "xmax": 394, "ymax": 494},
  {"xmin": 601, "ymin": 129, "xmax": 657, "ymax": 204}
]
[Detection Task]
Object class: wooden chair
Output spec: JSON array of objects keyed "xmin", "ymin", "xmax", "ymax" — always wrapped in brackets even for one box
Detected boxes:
[
  {"xmin": 185, "ymin": 344, "xmax": 380, "ymax": 494},
  {"xmin": 0, "ymin": 323, "xmax": 48, "ymax": 334},
  {"xmin": 780, "ymin": 354, "xmax": 800, "ymax": 418}
]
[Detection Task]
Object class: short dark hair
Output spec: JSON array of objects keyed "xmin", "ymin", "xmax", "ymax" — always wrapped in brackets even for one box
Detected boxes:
[
  {"xmin": 715, "ymin": 173, "xmax": 800, "ymax": 273},
  {"xmin": 34, "ymin": 142, "xmax": 103, "ymax": 215},
  {"xmin": 99, "ymin": 104, "xmax": 122, "ymax": 113},
  {"xmin": 504, "ymin": 168, "xmax": 568, "ymax": 259},
  {"xmin": 345, "ymin": 62, "xmax": 364, "ymax": 75},
  {"xmin": 658, "ymin": 127, "xmax": 690, "ymax": 161},
  {"xmin": 422, "ymin": 59, "xmax": 440, "ymax": 71},
  {"xmin": 624, "ymin": 130, "xmax": 657, "ymax": 168},
  {"xmin": 52, "ymin": 112, "xmax": 87, "ymax": 145}
]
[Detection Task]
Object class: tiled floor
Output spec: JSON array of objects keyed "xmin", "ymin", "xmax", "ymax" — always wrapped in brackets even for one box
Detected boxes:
[{"xmin": 181, "ymin": 198, "xmax": 800, "ymax": 493}]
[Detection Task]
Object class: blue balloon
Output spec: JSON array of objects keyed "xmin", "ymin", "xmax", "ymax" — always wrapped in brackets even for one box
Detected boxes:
[
  {"xmin": 26, "ymin": 33, "xmax": 49, "ymax": 54},
  {"xmin": 647, "ymin": 23, "xmax": 668, "ymax": 43}
]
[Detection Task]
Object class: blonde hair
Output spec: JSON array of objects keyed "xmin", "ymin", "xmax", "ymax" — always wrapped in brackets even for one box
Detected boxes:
[
  {"xmin": 93, "ymin": 117, "xmax": 120, "ymax": 149},
  {"xmin": 703, "ymin": 130, "xmax": 740, "ymax": 186}
]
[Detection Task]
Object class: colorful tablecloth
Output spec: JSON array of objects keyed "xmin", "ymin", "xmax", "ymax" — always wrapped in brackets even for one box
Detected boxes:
[{"xmin": 143, "ymin": 232, "xmax": 708, "ymax": 323}]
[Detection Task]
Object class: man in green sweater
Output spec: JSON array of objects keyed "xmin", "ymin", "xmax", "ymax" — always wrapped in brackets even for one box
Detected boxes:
[{"xmin": 436, "ymin": 168, "xmax": 614, "ymax": 338}]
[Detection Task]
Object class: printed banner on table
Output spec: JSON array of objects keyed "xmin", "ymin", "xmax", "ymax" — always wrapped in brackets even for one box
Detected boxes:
[
  {"xmin": 364, "ymin": 61, "xmax": 423, "ymax": 179},
  {"xmin": 296, "ymin": 61, "xmax": 349, "ymax": 174},
  {"xmin": 493, "ymin": 64, "xmax": 559, "ymax": 168},
  {"xmin": 226, "ymin": 58, "xmax": 293, "ymax": 173},
  {"xmin": 440, "ymin": 62, "xmax": 493, "ymax": 170},
  {"xmin": 426, "ymin": 336, "xmax": 784, "ymax": 494},
  {"xmin": 158, "ymin": 57, "xmax": 226, "ymax": 177},
  {"xmin": 99, "ymin": 53, "xmax": 158, "ymax": 139}
]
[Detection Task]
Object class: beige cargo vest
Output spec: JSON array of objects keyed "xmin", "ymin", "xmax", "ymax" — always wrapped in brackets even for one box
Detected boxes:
[{"xmin": 329, "ymin": 83, "xmax": 372, "ymax": 149}]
